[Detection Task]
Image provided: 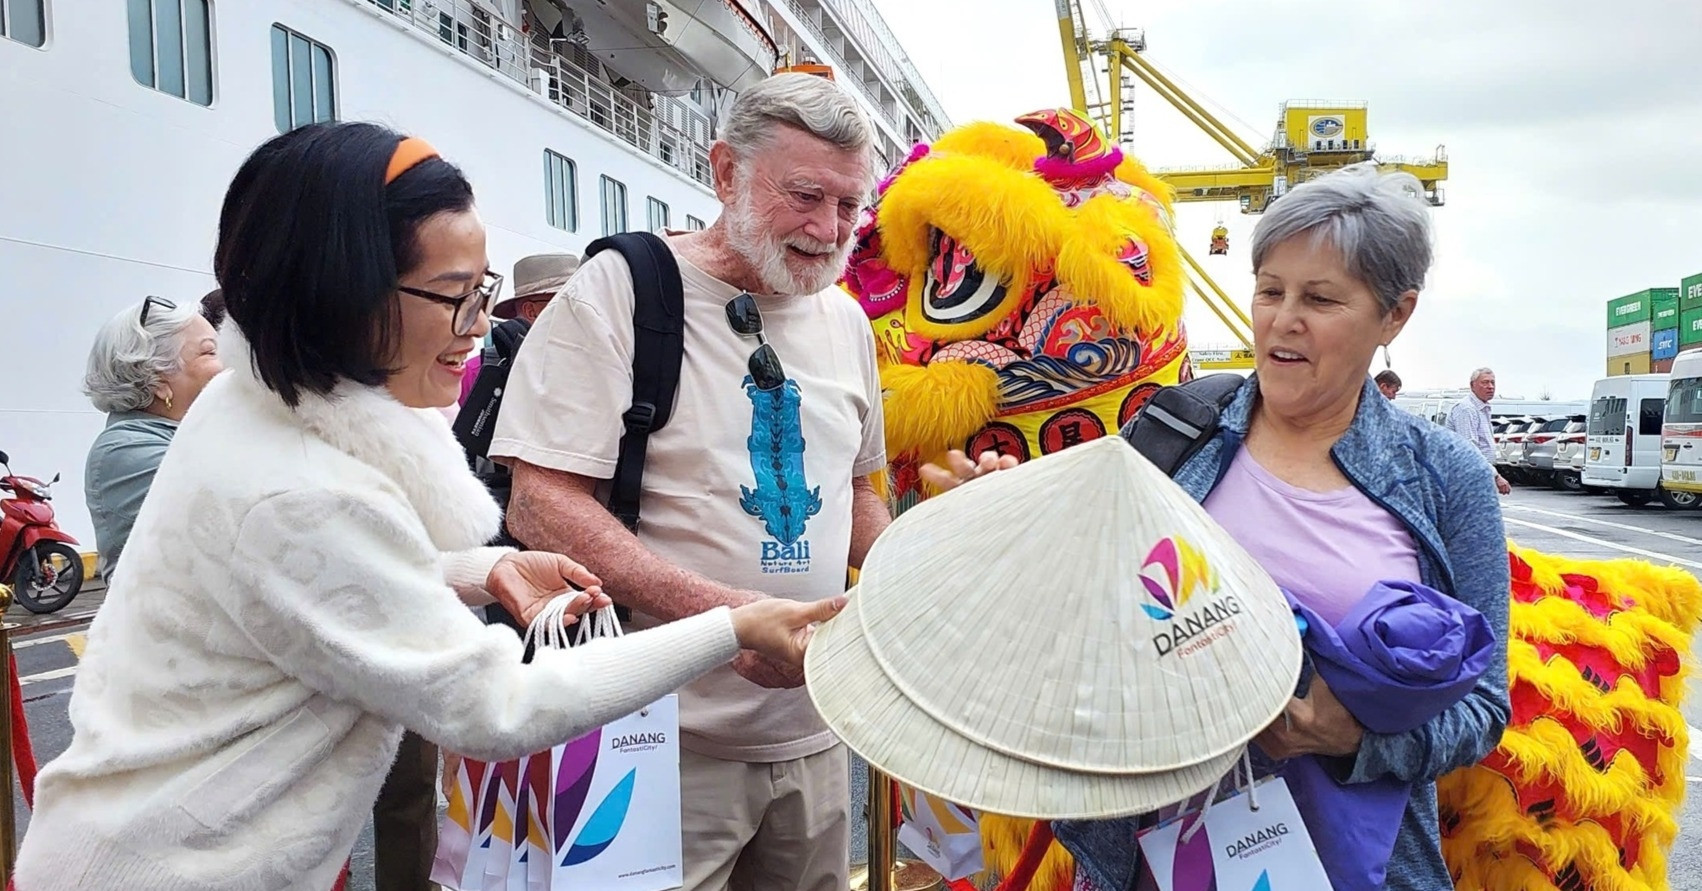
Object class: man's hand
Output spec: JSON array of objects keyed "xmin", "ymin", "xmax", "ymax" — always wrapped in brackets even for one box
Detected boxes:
[
  {"xmin": 919, "ymin": 449, "xmax": 1021, "ymax": 493},
  {"xmin": 486, "ymin": 552, "xmax": 612, "ymax": 626},
  {"xmin": 732, "ymin": 650, "xmax": 806, "ymax": 689},
  {"xmin": 1495, "ymin": 473, "xmax": 1511, "ymax": 496}
]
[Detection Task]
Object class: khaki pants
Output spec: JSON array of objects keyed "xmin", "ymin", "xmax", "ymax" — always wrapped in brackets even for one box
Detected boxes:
[
  {"xmin": 681, "ymin": 745, "xmax": 851, "ymax": 891},
  {"xmin": 374, "ymin": 730, "xmax": 440, "ymax": 891}
]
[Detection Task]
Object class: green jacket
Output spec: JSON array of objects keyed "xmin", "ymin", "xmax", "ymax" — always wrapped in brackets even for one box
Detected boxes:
[{"xmin": 84, "ymin": 412, "xmax": 177, "ymax": 580}]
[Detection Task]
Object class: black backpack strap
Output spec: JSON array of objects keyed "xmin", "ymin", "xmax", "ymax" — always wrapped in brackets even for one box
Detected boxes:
[
  {"xmin": 1118, "ymin": 373, "xmax": 1245, "ymax": 476},
  {"xmin": 453, "ymin": 317, "xmax": 532, "ymax": 470},
  {"xmin": 583, "ymin": 232, "xmax": 685, "ymax": 532}
]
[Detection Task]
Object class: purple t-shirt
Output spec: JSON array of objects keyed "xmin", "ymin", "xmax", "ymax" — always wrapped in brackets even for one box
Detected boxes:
[
  {"xmin": 1203, "ymin": 448, "xmax": 1421, "ymax": 624},
  {"xmin": 1122, "ymin": 448, "xmax": 1425, "ymax": 891}
]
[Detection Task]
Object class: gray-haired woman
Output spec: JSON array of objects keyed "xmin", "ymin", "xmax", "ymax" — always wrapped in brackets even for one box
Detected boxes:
[
  {"xmin": 82, "ymin": 296, "xmax": 223, "ymax": 579},
  {"xmin": 930, "ymin": 163, "xmax": 1509, "ymax": 891}
]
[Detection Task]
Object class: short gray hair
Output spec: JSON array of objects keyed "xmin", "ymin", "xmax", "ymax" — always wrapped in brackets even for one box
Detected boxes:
[
  {"xmin": 1250, "ymin": 163, "xmax": 1434, "ymax": 314},
  {"xmin": 83, "ymin": 298, "xmax": 200, "ymax": 414},
  {"xmin": 721, "ymin": 73, "xmax": 874, "ymax": 169},
  {"xmin": 1470, "ymin": 367, "xmax": 1494, "ymax": 384}
]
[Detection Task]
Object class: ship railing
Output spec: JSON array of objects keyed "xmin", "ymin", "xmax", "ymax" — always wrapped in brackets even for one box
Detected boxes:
[
  {"xmin": 814, "ymin": 0, "xmax": 950, "ymax": 133},
  {"xmin": 779, "ymin": 0, "xmax": 946, "ymax": 139},
  {"xmin": 363, "ymin": 0, "xmax": 713, "ymax": 187},
  {"xmin": 525, "ymin": 39, "xmax": 713, "ymax": 185}
]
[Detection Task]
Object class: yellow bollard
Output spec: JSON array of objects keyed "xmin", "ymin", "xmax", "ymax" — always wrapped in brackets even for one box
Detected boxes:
[
  {"xmin": 0, "ymin": 581, "xmax": 15, "ymax": 885},
  {"xmin": 850, "ymin": 767, "xmax": 942, "ymax": 891}
]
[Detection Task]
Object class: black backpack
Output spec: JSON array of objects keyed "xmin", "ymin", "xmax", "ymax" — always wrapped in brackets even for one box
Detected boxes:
[
  {"xmin": 1117, "ymin": 372, "xmax": 1245, "ymax": 475},
  {"xmin": 453, "ymin": 231, "xmax": 685, "ymax": 639}
]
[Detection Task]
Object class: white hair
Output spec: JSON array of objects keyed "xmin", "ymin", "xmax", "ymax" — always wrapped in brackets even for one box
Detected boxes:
[
  {"xmin": 721, "ymin": 73, "xmax": 875, "ymax": 179},
  {"xmin": 1470, "ymin": 367, "xmax": 1495, "ymax": 384},
  {"xmin": 1250, "ymin": 162, "xmax": 1434, "ymax": 314},
  {"xmin": 83, "ymin": 299, "xmax": 200, "ymax": 414}
]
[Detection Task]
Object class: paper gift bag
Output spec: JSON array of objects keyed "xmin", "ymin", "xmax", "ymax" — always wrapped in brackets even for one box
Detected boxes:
[
  {"xmin": 432, "ymin": 755, "xmax": 494, "ymax": 889},
  {"xmin": 1137, "ymin": 774, "xmax": 1332, "ymax": 891},
  {"xmin": 896, "ymin": 786, "xmax": 984, "ymax": 880},
  {"xmin": 548, "ymin": 695, "xmax": 682, "ymax": 890},
  {"xmin": 433, "ymin": 602, "xmax": 683, "ymax": 891}
]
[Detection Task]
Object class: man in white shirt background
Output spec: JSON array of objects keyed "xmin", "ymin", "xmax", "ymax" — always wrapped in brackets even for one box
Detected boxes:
[{"xmin": 1445, "ymin": 366, "xmax": 1511, "ymax": 495}]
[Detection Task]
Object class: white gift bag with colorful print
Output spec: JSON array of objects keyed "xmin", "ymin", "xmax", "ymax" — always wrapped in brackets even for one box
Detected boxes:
[
  {"xmin": 896, "ymin": 786, "xmax": 985, "ymax": 880},
  {"xmin": 1136, "ymin": 755, "xmax": 1332, "ymax": 891},
  {"xmin": 432, "ymin": 603, "xmax": 683, "ymax": 891}
]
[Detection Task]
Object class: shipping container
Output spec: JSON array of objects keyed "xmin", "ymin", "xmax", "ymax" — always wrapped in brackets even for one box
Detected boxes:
[
  {"xmin": 1609, "ymin": 353, "xmax": 1653, "ymax": 376},
  {"xmin": 1654, "ymin": 293, "xmax": 1681, "ymax": 329},
  {"xmin": 1683, "ymin": 273, "xmax": 1702, "ymax": 313},
  {"xmin": 1608, "ymin": 321, "xmax": 1652, "ymax": 357},
  {"xmin": 1608, "ymin": 292, "xmax": 1653, "ymax": 328},
  {"xmin": 1654, "ymin": 356, "xmax": 1675, "ymax": 374},
  {"xmin": 1682, "ymin": 308, "xmax": 1702, "ymax": 346},
  {"xmin": 1653, "ymin": 327, "xmax": 1680, "ymax": 361}
]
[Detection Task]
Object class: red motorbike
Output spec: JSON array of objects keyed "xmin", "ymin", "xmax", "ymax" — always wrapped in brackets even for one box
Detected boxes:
[{"xmin": 0, "ymin": 450, "xmax": 85, "ymax": 614}]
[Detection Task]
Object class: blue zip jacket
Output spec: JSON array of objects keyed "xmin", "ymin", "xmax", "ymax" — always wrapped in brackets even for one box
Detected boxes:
[{"xmin": 1059, "ymin": 375, "xmax": 1510, "ymax": 891}]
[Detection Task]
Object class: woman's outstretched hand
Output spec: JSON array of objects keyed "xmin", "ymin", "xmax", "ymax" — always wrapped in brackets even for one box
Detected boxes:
[{"xmin": 729, "ymin": 596, "xmax": 848, "ymax": 688}]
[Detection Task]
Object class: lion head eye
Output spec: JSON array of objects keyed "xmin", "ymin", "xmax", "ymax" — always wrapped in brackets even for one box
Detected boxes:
[
  {"xmin": 1118, "ymin": 236, "xmax": 1153, "ymax": 286},
  {"xmin": 922, "ymin": 228, "xmax": 1011, "ymax": 327}
]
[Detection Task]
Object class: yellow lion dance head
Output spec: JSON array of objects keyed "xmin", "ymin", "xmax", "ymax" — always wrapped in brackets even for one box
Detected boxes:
[{"xmin": 842, "ymin": 108, "xmax": 1190, "ymax": 510}]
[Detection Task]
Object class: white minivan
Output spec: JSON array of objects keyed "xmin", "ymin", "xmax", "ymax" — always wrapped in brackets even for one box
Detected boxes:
[
  {"xmin": 1660, "ymin": 350, "xmax": 1702, "ymax": 505},
  {"xmin": 1582, "ymin": 373, "xmax": 1690, "ymax": 507}
]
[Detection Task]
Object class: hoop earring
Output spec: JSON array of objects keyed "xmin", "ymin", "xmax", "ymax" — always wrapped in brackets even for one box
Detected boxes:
[
  {"xmin": 1382, "ymin": 344, "xmax": 1392, "ymax": 369},
  {"xmin": 163, "ymin": 392, "xmax": 174, "ymax": 411}
]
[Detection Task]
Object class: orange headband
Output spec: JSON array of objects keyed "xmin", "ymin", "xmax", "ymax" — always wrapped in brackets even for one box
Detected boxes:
[{"xmin": 385, "ymin": 137, "xmax": 439, "ymax": 184}]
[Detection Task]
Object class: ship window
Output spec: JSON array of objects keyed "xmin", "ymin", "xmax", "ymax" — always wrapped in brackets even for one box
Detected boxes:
[
  {"xmin": 270, "ymin": 25, "xmax": 336, "ymax": 132},
  {"xmin": 127, "ymin": 0, "xmax": 214, "ymax": 107},
  {"xmin": 647, "ymin": 197, "xmax": 670, "ymax": 232},
  {"xmin": 1, "ymin": 0, "xmax": 47, "ymax": 48},
  {"xmin": 544, "ymin": 150, "xmax": 577, "ymax": 232},
  {"xmin": 685, "ymin": 215, "xmax": 706, "ymax": 231},
  {"xmin": 600, "ymin": 176, "xmax": 628, "ymax": 236}
]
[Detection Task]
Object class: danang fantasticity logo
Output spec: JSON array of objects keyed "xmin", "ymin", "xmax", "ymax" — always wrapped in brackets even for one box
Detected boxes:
[
  {"xmin": 1139, "ymin": 536, "xmax": 1242, "ymax": 658},
  {"xmin": 550, "ymin": 728, "xmax": 639, "ymax": 867}
]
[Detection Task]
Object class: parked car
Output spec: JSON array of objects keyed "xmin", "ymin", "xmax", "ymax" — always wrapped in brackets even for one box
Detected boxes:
[
  {"xmin": 1522, "ymin": 414, "xmax": 1587, "ymax": 491},
  {"xmin": 1500, "ymin": 417, "xmax": 1549, "ymax": 485}
]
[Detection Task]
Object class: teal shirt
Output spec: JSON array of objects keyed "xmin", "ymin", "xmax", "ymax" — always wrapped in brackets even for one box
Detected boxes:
[{"xmin": 84, "ymin": 412, "xmax": 178, "ymax": 580}]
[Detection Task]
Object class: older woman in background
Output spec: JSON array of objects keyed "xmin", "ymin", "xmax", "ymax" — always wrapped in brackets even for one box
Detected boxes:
[
  {"xmin": 931, "ymin": 164, "xmax": 1509, "ymax": 890},
  {"xmin": 81, "ymin": 296, "xmax": 223, "ymax": 580}
]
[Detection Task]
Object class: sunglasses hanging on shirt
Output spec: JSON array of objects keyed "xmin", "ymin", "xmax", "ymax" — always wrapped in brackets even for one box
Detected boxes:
[{"xmin": 724, "ymin": 293, "xmax": 787, "ymax": 391}]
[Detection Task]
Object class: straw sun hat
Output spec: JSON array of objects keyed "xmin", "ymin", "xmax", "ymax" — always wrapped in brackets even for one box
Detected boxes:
[{"xmin": 806, "ymin": 436, "xmax": 1302, "ymax": 819}]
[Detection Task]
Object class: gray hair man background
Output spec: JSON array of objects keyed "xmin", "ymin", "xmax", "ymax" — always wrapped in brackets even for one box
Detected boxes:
[
  {"xmin": 1445, "ymin": 367, "xmax": 1509, "ymax": 494},
  {"xmin": 489, "ymin": 73, "xmax": 891, "ymax": 890}
]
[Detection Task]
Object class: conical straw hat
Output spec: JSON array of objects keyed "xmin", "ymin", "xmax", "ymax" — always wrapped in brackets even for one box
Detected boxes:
[
  {"xmin": 806, "ymin": 437, "xmax": 1301, "ymax": 816},
  {"xmin": 808, "ymin": 588, "xmax": 1247, "ymax": 819}
]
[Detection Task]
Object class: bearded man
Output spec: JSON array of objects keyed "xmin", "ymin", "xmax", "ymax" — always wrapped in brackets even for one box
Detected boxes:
[{"xmin": 491, "ymin": 72, "xmax": 891, "ymax": 891}]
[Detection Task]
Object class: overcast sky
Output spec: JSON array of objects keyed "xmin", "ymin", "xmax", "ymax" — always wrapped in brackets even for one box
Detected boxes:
[{"xmin": 866, "ymin": 0, "xmax": 1702, "ymax": 400}]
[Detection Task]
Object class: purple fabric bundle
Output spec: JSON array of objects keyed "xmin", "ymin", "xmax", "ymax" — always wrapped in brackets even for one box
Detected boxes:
[{"xmin": 1276, "ymin": 580, "xmax": 1495, "ymax": 891}]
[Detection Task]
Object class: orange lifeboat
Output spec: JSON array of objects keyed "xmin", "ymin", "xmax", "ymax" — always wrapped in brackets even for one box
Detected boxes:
[{"xmin": 775, "ymin": 62, "xmax": 834, "ymax": 81}]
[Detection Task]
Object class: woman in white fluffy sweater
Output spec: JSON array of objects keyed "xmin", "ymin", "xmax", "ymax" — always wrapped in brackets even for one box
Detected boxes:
[{"xmin": 11, "ymin": 122, "xmax": 842, "ymax": 891}]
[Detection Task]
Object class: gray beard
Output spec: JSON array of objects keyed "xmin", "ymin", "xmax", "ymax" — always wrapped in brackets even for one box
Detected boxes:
[{"xmin": 725, "ymin": 199, "xmax": 850, "ymax": 295}]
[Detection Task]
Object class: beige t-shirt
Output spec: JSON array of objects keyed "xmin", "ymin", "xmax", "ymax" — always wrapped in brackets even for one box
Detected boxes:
[{"xmin": 489, "ymin": 234, "xmax": 886, "ymax": 762}]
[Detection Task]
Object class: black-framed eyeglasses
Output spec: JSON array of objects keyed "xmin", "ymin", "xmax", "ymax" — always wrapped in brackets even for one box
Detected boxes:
[
  {"xmin": 725, "ymin": 293, "xmax": 787, "ymax": 391},
  {"xmin": 139, "ymin": 295, "xmax": 177, "ymax": 326},
  {"xmin": 398, "ymin": 271, "xmax": 504, "ymax": 336}
]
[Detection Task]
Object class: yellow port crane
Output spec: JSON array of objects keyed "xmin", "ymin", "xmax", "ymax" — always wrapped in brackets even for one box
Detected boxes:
[{"xmin": 1056, "ymin": 0, "xmax": 1449, "ymax": 369}]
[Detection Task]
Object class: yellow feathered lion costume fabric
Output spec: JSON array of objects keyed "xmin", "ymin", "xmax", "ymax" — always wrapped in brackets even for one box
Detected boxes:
[
  {"xmin": 842, "ymin": 110, "xmax": 1700, "ymax": 891},
  {"xmin": 842, "ymin": 108, "xmax": 1189, "ymax": 520}
]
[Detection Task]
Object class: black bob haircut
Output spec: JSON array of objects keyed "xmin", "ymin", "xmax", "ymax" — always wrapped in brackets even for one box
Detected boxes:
[{"xmin": 215, "ymin": 121, "xmax": 475, "ymax": 407}]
